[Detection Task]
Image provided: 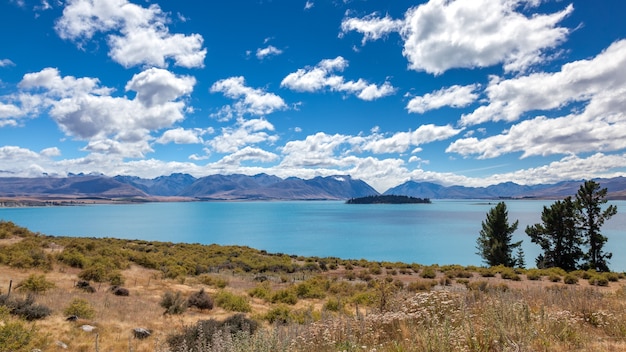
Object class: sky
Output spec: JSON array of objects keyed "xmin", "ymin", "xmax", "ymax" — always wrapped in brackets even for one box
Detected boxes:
[{"xmin": 1, "ymin": 0, "xmax": 626, "ymax": 192}]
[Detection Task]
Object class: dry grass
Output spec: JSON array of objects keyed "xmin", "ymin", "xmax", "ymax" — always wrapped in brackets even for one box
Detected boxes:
[{"xmin": 2, "ymin": 263, "xmax": 625, "ymax": 352}]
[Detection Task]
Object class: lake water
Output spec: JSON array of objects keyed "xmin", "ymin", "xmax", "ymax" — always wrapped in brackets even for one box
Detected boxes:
[{"xmin": 1, "ymin": 199, "xmax": 625, "ymax": 271}]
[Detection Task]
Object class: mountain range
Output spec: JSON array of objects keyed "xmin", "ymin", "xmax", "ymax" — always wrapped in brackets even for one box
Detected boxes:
[{"xmin": 1, "ymin": 174, "xmax": 626, "ymax": 201}]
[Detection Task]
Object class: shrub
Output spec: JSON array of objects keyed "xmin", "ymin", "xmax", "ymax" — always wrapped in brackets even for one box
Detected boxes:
[
  {"xmin": 563, "ymin": 274, "xmax": 579, "ymax": 285},
  {"xmin": 0, "ymin": 307, "xmax": 40, "ymax": 351},
  {"xmin": 167, "ymin": 314, "xmax": 258, "ymax": 351},
  {"xmin": 248, "ymin": 281, "xmax": 272, "ymax": 301},
  {"xmin": 264, "ymin": 305, "xmax": 292, "ymax": 325},
  {"xmin": 324, "ymin": 297, "xmax": 342, "ymax": 312},
  {"xmin": 526, "ymin": 270, "xmax": 542, "ymax": 281},
  {"xmin": 214, "ymin": 291, "xmax": 251, "ymax": 312},
  {"xmin": 1, "ymin": 294, "xmax": 51, "ymax": 321},
  {"xmin": 466, "ymin": 281, "xmax": 489, "ymax": 292},
  {"xmin": 64, "ymin": 298, "xmax": 95, "ymax": 319},
  {"xmin": 187, "ymin": 288, "xmax": 214, "ymax": 310},
  {"xmin": 588, "ymin": 275, "xmax": 609, "ymax": 287},
  {"xmin": 407, "ymin": 280, "xmax": 437, "ymax": 292},
  {"xmin": 198, "ymin": 274, "xmax": 229, "ymax": 288},
  {"xmin": 548, "ymin": 274, "xmax": 561, "ymax": 282},
  {"xmin": 160, "ymin": 291, "xmax": 187, "ymax": 315},
  {"xmin": 420, "ymin": 267, "xmax": 437, "ymax": 279},
  {"xmin": 16, "ymin": 274, "xmax": 55, "ymax": 294},
  {"xmin": 110, "ymin": 286, "xmax": 130, "ymax": 296},
  {"xmin": 500, "ymin": 268, "xmax": 521, "ymax": 281},
  {"xmin": 270, "ymin": 289, "xmax": 298, "ymax": 305},
  {"xmin": 75, "ymin": 280, "xmax": 95, "ymax": 293}
]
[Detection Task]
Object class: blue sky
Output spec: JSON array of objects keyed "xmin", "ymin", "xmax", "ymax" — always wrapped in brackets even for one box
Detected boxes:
[{"xmin": 1, "ymin": 0, "xmax": 626, "ymax": 192}]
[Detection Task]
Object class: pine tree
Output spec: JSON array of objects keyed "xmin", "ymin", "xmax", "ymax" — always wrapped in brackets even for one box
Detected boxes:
[
  {"xmin": 525, "ymin": 197, "xmax": 583, "ymax": 271},
  {"xmin": 476, "ymin": 202, "xmax": 522, "ymax": 267},
  {"xmin": 575, "ymin": 180, "xmax": 617, "ymax": 272}
]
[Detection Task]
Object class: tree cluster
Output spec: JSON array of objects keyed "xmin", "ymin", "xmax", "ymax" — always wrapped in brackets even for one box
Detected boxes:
[{"xmin": 477, "ymin": 180, "xmax": 617, "ymax": 272}]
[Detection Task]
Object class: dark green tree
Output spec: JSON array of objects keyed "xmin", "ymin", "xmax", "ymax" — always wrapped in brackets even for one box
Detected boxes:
[
  {"xmin": 476, "ymin": 202, "xmax": 522, "ymax": 267},
  {"xmin": 525, "ymin": 197, "xmax": 583, "ymax": 271},
  {"xmin": 576, "ymin": 180, "xmax": 617, "ymax": 272}
]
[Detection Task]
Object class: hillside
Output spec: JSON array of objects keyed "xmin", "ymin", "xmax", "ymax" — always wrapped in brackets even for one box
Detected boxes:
[{"xmin": 1, "ymin": 221, "xmax": 625, "ymax": 351}]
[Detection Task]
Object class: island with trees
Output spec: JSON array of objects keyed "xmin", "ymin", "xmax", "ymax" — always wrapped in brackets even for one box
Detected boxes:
[{"xmin": 346, "ymin": 194, "xmax": 431, "ymax": 204}]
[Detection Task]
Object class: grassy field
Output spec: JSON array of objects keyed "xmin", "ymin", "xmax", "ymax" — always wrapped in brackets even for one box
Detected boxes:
[{"xmin": 1, "ymin": 220, "xmax": 625, "ymax": 351}]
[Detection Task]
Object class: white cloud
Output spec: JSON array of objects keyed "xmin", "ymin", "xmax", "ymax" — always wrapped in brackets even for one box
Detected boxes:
[
  {"xmin": 0, "ymin": 59, "xmax": 15, "ymax": 67},
  {"xmin": 340, "ymin": 13, "xmax": 402, "ymax": 45},
  {"xmin": 14, "ymin": 67, "xmax": 195, "ymax": 158},
  {"xmin": 126, "ymin": 68, "xmax": 196, "ymax": 108},
  {"xmin": 342, "ymin": 0, "xmax": 572, "ymax": 74},
  {"xmin": 55, "ymin": 0, "xmax": 206, "ymax": 68},
  {"xmin": 210, "ymin": 76, "xmax": 287, "ymax": 120},
  {"xmin": 256, "ymin": 45, "xmax": 283, "ymax": 60},
  {"xmin": 281, "ymin": 56, "xmax": 395, "ymax": 100},
  {"xmin": 209, "ymin": 118, "xmax": 278, "ymax": 153},
  {"xmin": 461, "ymin": 39, "xmax": 626, "ymax": 126},
  {"xmin": 304, "ymin": 1, "xmax": 314, "ymax": 10},
  {"xmin": 407, "ymin": 84, "xmax": 479, "ymax": 114},
  {"xmin": 217, "ymin": 146, "xmax": 279, "ymax": 166},
  {"xmin": 362, "ymin": 124, "xmax": 463, "ymax": 154},
  {"xmin": 156, "ymin": 127, "xmax": 213, "ymax": 145}
]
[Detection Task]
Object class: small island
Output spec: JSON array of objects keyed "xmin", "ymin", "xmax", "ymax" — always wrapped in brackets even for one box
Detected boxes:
[{"xmin": 346, "ymin": 194, "xmax": 431, "ymax": 204}]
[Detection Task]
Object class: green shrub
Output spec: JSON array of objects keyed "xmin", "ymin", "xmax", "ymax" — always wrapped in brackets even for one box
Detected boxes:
[
  {"xmin": 248, "ymin": 282, "xmax": 272, "ymax": 301},
  {"xmin": 160, "ymin": 291, "xmax": 187, "ymax": 315},
  {"xmin": 270, "ymin": 289, "xmax": 298, "ymax": 305},
  {"xmin": 526, "ymin": 270, "xmax": 542, "ymax": 281},
  {"xmin": 420, "ymin": 267, "xmax": 437, "ymax": 279},
  {"xmin": 588, "ymin": 275, "xmax": 609, "ymax": 287},
  {"xmin": 466, "ymin": 281, "xmax": 489, "ymax": 292},
  {"xmin": 264, "ymin": 305, "xmax": 292, "ymax": 325},
  {"xmin": 563, "ymin": 274, "xmax": 579, "ymax": 285},
  {"xmin": 1, "ymin": 294, "xmax": 51, "ymax": 321},
  {"xmin": 324, "ymin": 297, "xmax": 342, "ymax": 312},
  {"xmin": 548, "ymin": 274, "xmax": 561, "ymax": 282},
  {"xmin": 197, "ymin": 274, "xmax": 229, "ymax": 288},
  {"xmin": 167, "ymin": 314, "xmax": 258, "ymax": 351},
  {"xmin": 0, "ymin": 307, "xmax": 40, "ymax": 351},
  {"xmin": 214, "ymin": 291, "xmax": 251, "ymax": 312},
  {"xmin": 64, "ymin": 298, "xmax": 95, "ymax": 319},
  {"xmin": 500, "ymin": 268, "xmax": 521, "ymax": 281},
  {"xmin": 16, "ymin": 274, "xmax": 55, "ymax": 294}
]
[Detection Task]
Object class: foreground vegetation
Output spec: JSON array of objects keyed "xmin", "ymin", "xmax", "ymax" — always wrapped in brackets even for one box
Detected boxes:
[{"xmin": 1, "ymin": 220, "xmax": 626, "ymax": 351}]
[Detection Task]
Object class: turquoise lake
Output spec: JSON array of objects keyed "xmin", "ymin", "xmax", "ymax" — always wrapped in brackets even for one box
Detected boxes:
[{"xmin": 1, "ymin": 199, "xmax": 625, "ymax": 271}]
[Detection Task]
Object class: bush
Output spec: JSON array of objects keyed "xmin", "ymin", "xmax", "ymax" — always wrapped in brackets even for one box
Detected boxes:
[
  {"xmin": 167, "ymin": 314, "xmax": 258, "ymax": 351},
  {"xmin": 270, "ymin": 289, "xmax": 298, "ymax": 305},
  {"xmin": 64, "ymin": 298, "xmax": 95, "ymax": 319},
  {"xmin": 588, "ymin": 275, "xmax": 609, "ymax": 287},
  {"xmin": 548, "ymin": 274, "xmax": 561, "ymax": 282},
  {"xmin": 214, "ymin": 291, "xmax": 251, "ymax": 312},
  {"xmin": 526, "ymin": 270, "xmax": 542, "ymax": 281},
  {"xmin": 563, "ymin": 274, "xmax": 579, "ymax": 285},
  {"xmin": 324, "ymin": 297, "xmax": 342, "ymax": 312},
  {"xmin": 187, "ymin": 288, "xmax": 213, "ymax": 310},
  {"xmin": 0, "ymin": 307, "xmax": 40, "ymax": 351},
  {"xmin": 16, "ymin": 274, "xmax": 55, "ymax": 294},
  {"xmin": 110, "ymin": 286, "xmax": 130, "ymax": 296},
  {"xmin": 407, "ymin": 280, "xmax": 437, "ymax": 292},
  {"xmin": 75, "ymin": 280, "xmax": 95, "ymax": 293},
  {"xmin": 420, "ymin": 267, "xmax": 437, "ymax": 279},
  {"xmin": 1, "ymin": 294, "xmax": 51, "ymax": 321},
  {"xmin": 160, "ymin": 291, "xmax": 187, "ymax": 315},
  {"xmin": 264, "ymin": 305, "xmax": 292, "ymax": 325}
]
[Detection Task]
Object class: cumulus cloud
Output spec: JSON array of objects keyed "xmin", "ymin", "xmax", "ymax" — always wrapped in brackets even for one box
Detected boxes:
[
  {"xmin": 55, "ymin": 0, "xmax": 206, "ymax": 68},
  {"xmin": 13, "ymin": 67, "xmax": 195, "ymax": 157},
  {"xmin": 341, "ymin": 0, "xmax": 572, "ymax": 74},
  {"xmin": 217, "ymin": 146, "xmax": 279, "ymax": 166},
  {"xmin": 448, "ymin": 40, "xmax": 626, "ymax": 160},
  {"xmin": 340, "ymin": 13, "xmax": 402, "ymax": 45},
  {"xmin": 256, "ymin": 45, "xmax": 283, "ymax": 60},
  {"xmin": 407, "ymin": 84, "xmax": 479, "ymax": 114},
  {"xmin": 281, "ymin": 56, "xmax": 395, "ymax": 100},
  {"xmin": 210, "ymin": 76, "xmax": 287, "ymax": 120},
  {"xmin": 156, "ymin": 127, "xmax": 213, "ymax": 145},
  {"xmin": 461, "ymin": 39, "xmax": 626, "ymax": 126},
  {"xmin": 304, "ymin": 1, "xmax": 314, "ymax": 10},
  {"xmin": 209, "ymin": 118, "xmax": 278, "ymax": 154},
  {"xmin": 362, "ymin": 124, "xmax": 463, "ymax": 154}
]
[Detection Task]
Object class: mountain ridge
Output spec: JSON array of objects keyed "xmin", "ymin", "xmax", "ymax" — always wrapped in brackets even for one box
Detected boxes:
[{"xmin": 1, "ymin": 174, "xmax": 626, "ymax": 201}]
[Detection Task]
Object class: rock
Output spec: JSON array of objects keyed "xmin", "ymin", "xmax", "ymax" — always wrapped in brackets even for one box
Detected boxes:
[
  {"xmin": 81, "ymin": 324, "xmax": 96, "ymax": 332},
  {"xmin": 133, "ymin": 327, "xmax": 151, "ymax": 339},
  {"xmin": 66, "ymin": 315, "xmax": 78, "ymax": 321},
  {"xmin": 55, "ymin": 341, "xmax": 68, "ymax": 349}
]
